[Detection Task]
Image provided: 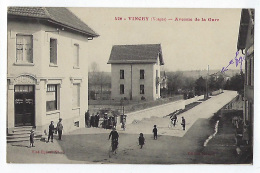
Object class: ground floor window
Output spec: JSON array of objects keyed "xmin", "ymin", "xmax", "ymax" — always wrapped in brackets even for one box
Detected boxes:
[
  {"xmin": 140, "ymin": 85, "xmax": 145, "ymax": 94},
  {"xmin": 120, "ymin": 84, "xmax": 124, "ymax": 94},
  {"xmin": 72, "ymin": 84, "xmax": 80, "ymax": 107},
  {"xmin": 46, "ymin": 84, "xmax": 59, "ymax": 112}
]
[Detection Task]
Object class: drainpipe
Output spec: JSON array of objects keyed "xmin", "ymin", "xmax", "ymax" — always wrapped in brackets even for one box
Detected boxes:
[{"xmin": 130, "ymin": 64, "xmax": 133, "ymax": 100}]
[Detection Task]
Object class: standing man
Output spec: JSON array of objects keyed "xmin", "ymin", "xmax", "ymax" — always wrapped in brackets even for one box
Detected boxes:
[
  {"xmin": 90, "ymin": 113, "xmax": 95, "ymax": 127},
  {"xmin": 153, "ymin": 125, "xmax": 158, "ymax": 140},
  {"xmin": 181, "ymin": 117, "xmax": 186, "ymax": 131},
  {"xmin": 47, "ymin": 121, "xmax": 55, "ymax": 143},
  {"xmin": 85, "ymin": 110, "xmax": 90, "ymax": 128},
  {"xmin": 95, "ymin": 113, "xmax": 100, "ymax": 128},
  {"xmin": 173, "ymin": 114, "xmax": 178, "ymax": 127},
  {"xmin": 57, "ymin": 118, "xmax": 64, "ymax": 140}
]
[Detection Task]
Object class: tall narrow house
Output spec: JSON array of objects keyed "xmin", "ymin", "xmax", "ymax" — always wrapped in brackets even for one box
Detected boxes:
[
  {"xmin": 7, "ymin": 7, "xmax": 99, "ymax": 136},
  {"xmin": 108, "ymin": 44, "xmax": 164, "ymax": 101},
  {"xmin": 237, "ymin": 9, "xmax": 254, "ymax": 145}
]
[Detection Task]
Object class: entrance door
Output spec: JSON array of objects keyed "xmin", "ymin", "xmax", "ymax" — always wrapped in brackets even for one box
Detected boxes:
[{"xmin": 14, "ymin": 85, "xmax": 35, "ymax": 126}]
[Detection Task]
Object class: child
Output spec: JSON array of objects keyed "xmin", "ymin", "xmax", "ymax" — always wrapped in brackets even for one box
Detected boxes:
[
  {"xmin": 153, "ymin": 125, "xmax": 158, "ymax": 140},
  {"xmin": 181, "ymin": 117, "xmax": 186, "ymax": 131},
  {"xmin": 139, "ymin": 133, "xmax": 145, "ymax": 149},
  {"xmin": 29, "ymin": 129, "xmax": 35, "ymax": 147}
]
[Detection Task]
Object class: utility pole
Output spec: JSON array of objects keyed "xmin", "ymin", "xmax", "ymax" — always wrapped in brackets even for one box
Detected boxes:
[{"xmin": 205, "ymin": 65, "xmax": 209, "ymax": 99}]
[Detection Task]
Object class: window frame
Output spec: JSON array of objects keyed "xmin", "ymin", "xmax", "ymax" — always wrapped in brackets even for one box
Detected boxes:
[
  {"xmin": 120, "ymin": 70, "xmax": 124, "ymax": 79},
  {"xmin": 140, "ymin": 69, "xmax": 145, "ymax": 79},
  {"xmin": 46, "ymin": 84, "xmax": 59, "ymax": 112},
  {"xmin": 72, "ymin": 83, "xmax": 80, "ymax": 108},
  {"xmin": 140, "ymin": 84, "xmax": 145, "ymax": 94},
  {"xmin": 16, "ymin": 34, "xmax": 33, "ymax": 64},
  {"xmin": 73, "ymin": 43, "xmax": 80, "ymax": 68},
  {"xmin": 50, "ymin": 38, "xmax": 58, "ymax": 66},
  {"xmin": 120, "ymin": 84, "xmax": 124, "ymax": 94}
]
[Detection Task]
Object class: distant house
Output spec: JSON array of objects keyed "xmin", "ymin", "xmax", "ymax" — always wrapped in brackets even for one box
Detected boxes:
[
  {"xmin": 160, "ymin": 71, "xmax": 167, "ymax": 89},
  {"xmin": 7, "ymin": 7, "xmax": 98, "ymax": 134},
  {"xmin": 107, "ymin": 44, "xmax": 164, "ymax": 101}
]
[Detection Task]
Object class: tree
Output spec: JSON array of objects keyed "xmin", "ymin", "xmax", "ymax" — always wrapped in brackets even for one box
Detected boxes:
[
  {"xmin": 195, "ymin": 77, "xmax": 206, "ymax": 96},
  {"xmin": 88, "ymin": 62, "xmax": 107, "ymax": 100},
  {"xmin": 224, "ymin": 71, "xmax": 244, "ymax": 96}
]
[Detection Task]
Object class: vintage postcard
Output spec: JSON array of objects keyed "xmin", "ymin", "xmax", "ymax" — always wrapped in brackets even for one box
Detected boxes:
[{"xmin": 5, "ymin": 6, "xmax": 255, "ymax": 166}]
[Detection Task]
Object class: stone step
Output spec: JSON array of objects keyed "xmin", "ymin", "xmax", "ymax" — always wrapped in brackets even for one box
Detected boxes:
[
  {"xmin": 7, "ymin": 137, "xmax": 42, "ymax": 143},
  {"xmin": 8, "ymin": 131, "xmax": 42, "ymax": 136},
  {"xmin": 7, "ymin": 134, "xmax": 42, "ymax": 139},
  {"xmin": 12, "ymin": 127, "xmax": 35, "ymax": 132}
]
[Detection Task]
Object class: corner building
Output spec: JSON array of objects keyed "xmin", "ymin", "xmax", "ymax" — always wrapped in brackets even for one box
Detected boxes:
[{"xmin": 7, "ymin": 7, "xmax": 98, "ymax": 134}]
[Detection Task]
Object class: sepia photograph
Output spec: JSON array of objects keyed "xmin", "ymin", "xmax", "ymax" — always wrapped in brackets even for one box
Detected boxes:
[{"xmin": 2, "ymin": 1, "xmax": 257, "ymax": 169}]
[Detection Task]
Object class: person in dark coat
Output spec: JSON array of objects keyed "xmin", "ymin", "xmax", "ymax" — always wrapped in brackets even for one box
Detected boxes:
[
  {"xmin": 85, "ymin": 110, "xmax": 90, "ymax": 127},
  {"xmin": 173, "ymin": 114, "xmax": 178, "ymax": 126},
  {"xmin": 29, "ymin": 129, "xmax": 35, "ymax": 147},
  {"xmin": 181, "ymin": 117, "xmax": 186, "ymax": 130},
  {"xmin": 153, "ymin": 125, "xmax": 158, "ymax": 140},
  {"xmin": 138, "ymin": 133, "xmax": 145, "ymax": 149},
  {"xmin": 103, "ymin": 113, "xmax": 108, "ymax": 129},
  {"xmin": 57, "ymin": 118, "xmax": 63, "ymax": 140},
  {"xmin": 90, "ymin": 113, "xmax": 95, "ymax": 128},
  {"xmin": 95, "ymin": 113, "xmax": 100, "ymax": 127},
  {"xmin": 47, "ymin": 121, "xmax": 55, "ymax": 143}
]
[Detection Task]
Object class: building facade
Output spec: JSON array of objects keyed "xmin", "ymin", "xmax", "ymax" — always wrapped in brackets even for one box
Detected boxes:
[
  {"xmin": 237, "ymin": 9, "xmax": 254, "ymax": 144},
  {"xmin": 7, "ymin": 7, "xmax": 98, "ymax": 134},
  {"xmin": 108, "ymin": 44, "xmax": 164, "ymax": 101}
]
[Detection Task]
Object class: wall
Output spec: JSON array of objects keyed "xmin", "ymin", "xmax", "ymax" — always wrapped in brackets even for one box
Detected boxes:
[{"xmin": 111, "ymin": 63, "xmax": 156, "ymax": 101}]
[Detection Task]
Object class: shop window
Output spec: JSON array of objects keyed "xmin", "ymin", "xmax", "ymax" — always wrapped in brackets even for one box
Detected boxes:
[{"xmin": 46, "ymin": 84, "xmax": 59, "ymax": 112}]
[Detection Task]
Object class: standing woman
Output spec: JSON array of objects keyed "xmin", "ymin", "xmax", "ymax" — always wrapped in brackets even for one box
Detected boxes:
[{"xmin": 57, "ymin": 118, "xmax": 64, "ymax": 140}]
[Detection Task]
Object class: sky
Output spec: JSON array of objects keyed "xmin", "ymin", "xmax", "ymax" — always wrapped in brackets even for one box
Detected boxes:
[{"xmin": 69, "ymin": 8, "xmax": 242, "ymax": 72}]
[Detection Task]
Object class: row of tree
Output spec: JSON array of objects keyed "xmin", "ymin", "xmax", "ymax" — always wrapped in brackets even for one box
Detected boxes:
[{"xmin": 165, "ymin": 71, "xmax": 244, "ymax": 97}]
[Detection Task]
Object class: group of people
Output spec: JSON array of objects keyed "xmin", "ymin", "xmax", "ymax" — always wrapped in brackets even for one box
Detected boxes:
[
  {"xmin": 29, "ymin": 118, "xmax": 63, "ymax": 147},
  {"xmin": 47, "ymin": 118, "xmax": 64, "ymax": 143},
  {"xmin": 85, "ymin": 110, "xmax": 100, "ymax": 128},
  {"xmin": 170, "ymin": 114, "xmax": 186, "ymax": 130}
]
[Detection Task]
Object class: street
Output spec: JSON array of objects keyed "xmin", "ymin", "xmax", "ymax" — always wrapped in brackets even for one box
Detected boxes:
[{"xmin": 7, "ymin": 91, "xmax": 241, "ymax": 164}]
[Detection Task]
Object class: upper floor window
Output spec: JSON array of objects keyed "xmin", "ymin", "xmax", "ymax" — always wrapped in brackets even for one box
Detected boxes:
[
  {"xmin": 16, "ymin": 35, "xmax": 33, "ymax": 63},
  {"xmin": 120, "ymin": 70, "xmax": 124, "ymax": 79},
  {"xmin": 50, "ymin": 38, "xmax": 57, "ymax": 65},
  {"xmin": 73, "ymin": 44, "xmax": 79, "ymax": 68},
  {"xmin": 140, "ymin": 70, "xmax": 145, "ymax": 79},
  {"xmin": 156, "ymin": 70, "xmax": 159, "ymax": 94}
]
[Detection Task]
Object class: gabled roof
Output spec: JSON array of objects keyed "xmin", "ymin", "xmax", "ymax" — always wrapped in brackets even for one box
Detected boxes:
[
  {"xmin": 107, "ymin": 44, "xmax": 164, "ymax": 65},
  {"xmin": 8, "ymin": 7, "xmax": 99, "ymax": 37}
]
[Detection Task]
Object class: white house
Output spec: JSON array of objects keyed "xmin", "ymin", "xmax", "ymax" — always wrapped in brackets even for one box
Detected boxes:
[
  {"xmin": 7, "ymin": 7, "xmax": 98, "ymax": 135},
  {"xmin": 107, "ymin": 44, "xmax": 164, "ymax": 101}
]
